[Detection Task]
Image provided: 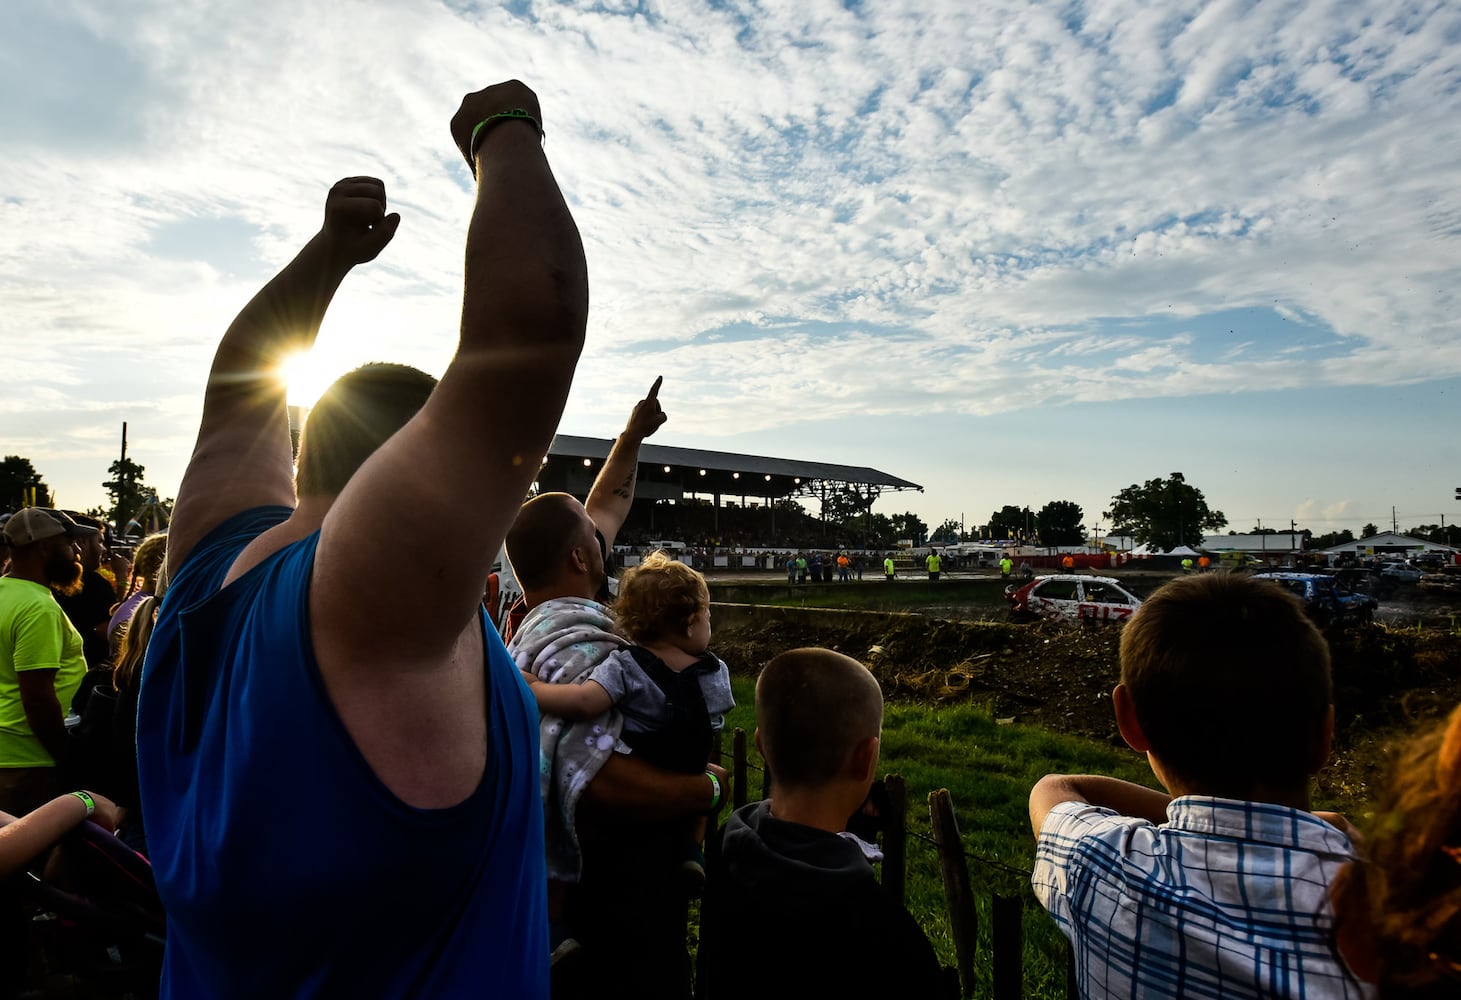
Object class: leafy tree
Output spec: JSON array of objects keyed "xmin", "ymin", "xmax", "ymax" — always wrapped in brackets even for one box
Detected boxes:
[
  {"xmin": 821, "ymin": 487, "xmax": 872, "ymax": 525},
  {"xmin": 1307, "ymin": 529, "xmax": 1355, "ymax": 550},
  {"xmin": 102, "ymin": 458, "xmax": 148, "ymax": 532},
  {"xmin": 1406, "ymin": 523, "xmax": 1461, "ymax": 547},
  {"xmin": 986, "ymin": 505, "xmax": 1031, "ymax": 541},
  {"xmin": 1104, "ymin": 472, "xmax": 1226, "ymax": 551},
  {"xmin": 861, "ymin": 513, "xmax": 897, "ymax": 549},
  {"xmin": 1036, "ymin": 500, "xmax": 1085, "ymax": 547},
  {"xmin": 0, "ymin": 455, "xmax": 51, "ymax": 510},
  {"xmin": 889, "ymin": 512, "xmax": 927, "ymax": 544},
  {"xmin": 1360, "ymin": 523, "xmax": 1378, "ymax": 538},
  {"xmin": 930, "ymin": 518, "xmax": 961, "ymax": 544}
]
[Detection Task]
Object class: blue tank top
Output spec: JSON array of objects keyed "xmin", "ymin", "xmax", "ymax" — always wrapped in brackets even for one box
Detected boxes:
[{"xmin": 137, "ymin": 508, "xmax": 548, "ymax": 998}]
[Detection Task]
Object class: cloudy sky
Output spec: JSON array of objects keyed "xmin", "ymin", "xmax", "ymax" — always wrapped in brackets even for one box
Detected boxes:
[{"xmin": 4, "ymin": 0, "xmax": 1459, "ymax": 539}]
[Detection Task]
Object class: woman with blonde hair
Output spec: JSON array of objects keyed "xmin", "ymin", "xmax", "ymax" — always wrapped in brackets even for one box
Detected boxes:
[{"xmin": 106, "ymin": 532, "xmax": 166, "ymax": 659}]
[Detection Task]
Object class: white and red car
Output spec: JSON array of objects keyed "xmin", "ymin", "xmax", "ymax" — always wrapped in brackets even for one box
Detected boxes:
[{"xmin": 1005, "ymin": 574, "xmax": 1143, "ymax": 623}]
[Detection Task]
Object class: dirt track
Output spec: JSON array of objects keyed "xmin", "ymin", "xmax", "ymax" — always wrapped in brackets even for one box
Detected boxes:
[{"xmin": 709, "ymin": 593, "xmax": 1461, "ymax": 812}]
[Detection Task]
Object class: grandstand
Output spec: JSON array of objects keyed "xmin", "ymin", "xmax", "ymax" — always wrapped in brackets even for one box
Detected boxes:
[{"xmin": 536, "ymin": 434, "xmax": 922, "ymax": 550}]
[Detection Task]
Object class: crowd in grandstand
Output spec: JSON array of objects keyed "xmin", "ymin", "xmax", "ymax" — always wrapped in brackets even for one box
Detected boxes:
[{"xmin": 2, "ymin": 78, "xmax": 1458, "ymax": 999}]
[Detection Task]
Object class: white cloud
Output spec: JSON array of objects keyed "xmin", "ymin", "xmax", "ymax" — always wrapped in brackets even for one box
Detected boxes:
[{"xmin": 2, "ymin": 0, "xmax": 1458, "ymax": 526}]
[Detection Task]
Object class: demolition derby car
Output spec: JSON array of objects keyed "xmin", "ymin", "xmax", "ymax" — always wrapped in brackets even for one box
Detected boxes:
[
  {"xmin": 1250, "ymin": 571, "xmax": 1377, "ymax": 625},
  {"xmin": 1005, "ymin": 575, "xmax": 1144, "ymax": 623}
]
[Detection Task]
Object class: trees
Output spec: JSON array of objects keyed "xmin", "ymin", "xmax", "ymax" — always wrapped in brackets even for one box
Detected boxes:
[
  {"xmin": 1406, "ymin": 523, "xmax": 1461, "ymax": 547},
  {"xmin": 1104, "ymin": 473, "xmax": 1227, "ymax": 551},
  {"xmin": 0, "ymin": 456, "xmax": 51, "ymax": 510},
  {"xmin": 1360, "ymin": 523, "xmax": 1379, "ymax": 538},
  {"xmin": 102, "ymin": 458, "xmax": 149, "ymax": 531},
  {"xmin": 930, "ymin": 518, "xmax": 962, "ymax": 544},
  {"xmin": 1307, "ymin": 529, "xmax": 1355, "ymax": 550},
  {"xmin": 821, "ymin": 487, "xmax": 871, "ymax": 526},
  {"xmin": 888, "ymin": 512, "xmax": 927, "ymax": 545},
  {"xmin": 1036, "ymin": 500, "xmax": 1085, "ymax": 547},
  {"xmin": 986, "ymin": 505, "xmax": 1031, "ymax": 541}
]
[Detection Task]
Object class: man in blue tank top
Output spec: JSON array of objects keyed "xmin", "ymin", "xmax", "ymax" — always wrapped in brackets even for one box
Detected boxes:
[{"xmin": 136, "ymin": 80, "xmax": 586, "ymax": 998}]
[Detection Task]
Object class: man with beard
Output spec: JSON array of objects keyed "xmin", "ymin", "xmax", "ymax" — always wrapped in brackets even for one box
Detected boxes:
[
  {"xmin": 52, "ymin": 513, "xmax": 119, "ymax": 668},
  {"xmin": 0, "ymin": 508, "xmax": 96, "ymax": 814}
]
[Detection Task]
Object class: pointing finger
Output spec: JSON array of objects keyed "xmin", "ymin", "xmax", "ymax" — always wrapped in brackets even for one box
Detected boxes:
[{"xmin": 647, "ymin": 375, "xmax": 663, "ymax": 401}]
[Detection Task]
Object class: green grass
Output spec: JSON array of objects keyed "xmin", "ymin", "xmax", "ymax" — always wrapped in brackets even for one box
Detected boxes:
[
  {"xmin": 717, "ymin": 677, "xmax": 1159, "ymax": 998},
  {"xmin": 716, "ymin": 677, "xmax": 1357, "ymax": 998}
]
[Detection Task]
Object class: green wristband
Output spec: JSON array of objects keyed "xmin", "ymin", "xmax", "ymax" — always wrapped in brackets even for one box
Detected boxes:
[
  {"xmin": 71, "ymin": 790, "xmax": 95, "ymax": 817},
  {"xmin": 705, "ymin": 770, "xmax": 722, "ymax": 811},
  {"xmin": 469, "ymin": 108, "xmax": 545, "ymax": 160}
]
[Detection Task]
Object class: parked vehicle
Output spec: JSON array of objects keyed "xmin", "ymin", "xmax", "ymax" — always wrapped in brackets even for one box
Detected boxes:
[
  {"xmin": 1327, "ymin": 567, "xmax": 1394, "ymax": 600},
  {"xmin": 1379, "ymin": 561, "xmax": 1422, "ymax": 584},
  {"xmin": 1005, "ymin": 575, "xmax": 1143, "ymax": 624},
  {"xmin": 1251, "ymin": 571, "xmax": 1377, "ymax": 625}
]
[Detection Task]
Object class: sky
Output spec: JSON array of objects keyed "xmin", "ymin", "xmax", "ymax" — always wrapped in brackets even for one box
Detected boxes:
[{"xmin": 3, "ymin": 0, "xmax": 1459, "ymax": 540}]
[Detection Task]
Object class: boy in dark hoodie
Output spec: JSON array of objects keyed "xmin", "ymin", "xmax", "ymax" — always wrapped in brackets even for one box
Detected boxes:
[{"xmin": 698, "ymin": 648, "xmax": 946, "ymax": 998}]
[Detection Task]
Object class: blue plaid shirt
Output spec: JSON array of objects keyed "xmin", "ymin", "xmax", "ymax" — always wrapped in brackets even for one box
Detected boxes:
[{"xmin": 1033, "ymin": 796, "xmax": 1373, "ymax": 999}]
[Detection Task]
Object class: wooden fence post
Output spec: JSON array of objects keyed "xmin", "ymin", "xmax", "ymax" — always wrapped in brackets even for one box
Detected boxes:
[
  {"xmin": 882, "ymin": 774, "xmax": 907, "ymax": 906},
  {"xmin": 992, "ymin": 893, "xmax": 1022, "ymax": 1000},
  {"xmin": 929, "ymin": 788, "xmax": 976, "ymax": 998},
  {"xmin": 732, "ymin": 728, "xmax": 749, "ymax": 809}
]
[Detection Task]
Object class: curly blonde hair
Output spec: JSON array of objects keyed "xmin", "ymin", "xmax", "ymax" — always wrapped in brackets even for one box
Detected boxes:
[
  {"xmin": 1348, "ymin": 701, "xmax": 1461, "ymax": 995},
  {"xmin": 122, "ymin": 532, "xmax": 168, "ymax": 599},
  {"xmin": 612, "ymin": 550, "xmax": 708, "ymax": 645}
]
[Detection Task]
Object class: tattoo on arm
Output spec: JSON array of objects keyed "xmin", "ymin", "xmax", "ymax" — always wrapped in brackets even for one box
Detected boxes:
[{"xmin": 611, "ymin": 469, "xmax": 636, "ymax": 501}]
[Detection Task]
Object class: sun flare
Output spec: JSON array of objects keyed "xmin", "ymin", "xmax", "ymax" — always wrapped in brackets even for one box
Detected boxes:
[{"xmin": 278, "ymin": 350, "xmax": 340, "ymax": 409}]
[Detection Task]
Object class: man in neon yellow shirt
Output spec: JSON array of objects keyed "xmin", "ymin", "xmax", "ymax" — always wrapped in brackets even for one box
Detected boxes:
[
  {"xmin": 925, "ymin": 551, "xmax": 942, "ymax": 581},
  {"xmin": 0, "ymin": 508, "xmax": 94, "ymax": 815}
]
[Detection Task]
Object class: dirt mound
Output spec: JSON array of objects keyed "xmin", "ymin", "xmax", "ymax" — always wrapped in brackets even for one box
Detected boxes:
[{"xmin": 713, "ymin": 614, "xmax": 1461, "ymax": 807}]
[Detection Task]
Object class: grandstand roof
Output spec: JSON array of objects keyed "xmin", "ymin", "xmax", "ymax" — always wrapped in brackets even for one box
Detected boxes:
[{"xmin": 542, "ymin": 434, "xmax": 922, "ymax": 503}]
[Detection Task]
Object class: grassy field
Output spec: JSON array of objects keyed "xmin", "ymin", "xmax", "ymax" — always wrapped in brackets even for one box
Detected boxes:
[{"xmin": 716, "ymin": 676, "xmax": 1357, "ymax": 999}]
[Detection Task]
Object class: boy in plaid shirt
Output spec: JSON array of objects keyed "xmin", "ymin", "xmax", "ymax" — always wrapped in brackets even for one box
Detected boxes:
[{"xmin": 1029, "ymin": 573, "xmax": 1372, "ymax": 999}]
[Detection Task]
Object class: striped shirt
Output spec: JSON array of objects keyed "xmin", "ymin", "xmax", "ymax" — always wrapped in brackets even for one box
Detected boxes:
[{"xmin": 1033, "ymin": 796, "xmax": 1373, "ymax": 999}]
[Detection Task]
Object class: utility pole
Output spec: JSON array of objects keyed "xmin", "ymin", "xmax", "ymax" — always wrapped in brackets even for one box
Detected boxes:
[
  {"xmin": 1392, "ymin": 506, "xmax": 1398, "ymax": 534},
  {"xmin": 117, "ymin": 422, "xmax": 129, "ymax": 536}
]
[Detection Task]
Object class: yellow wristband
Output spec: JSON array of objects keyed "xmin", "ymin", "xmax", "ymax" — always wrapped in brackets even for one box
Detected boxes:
[{"xmin": 71, "ymin": 790, "xmax": 95, "ymax": 817}]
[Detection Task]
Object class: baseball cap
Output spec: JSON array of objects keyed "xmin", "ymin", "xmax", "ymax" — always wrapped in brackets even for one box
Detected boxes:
[{"xmin": 1, "ymin": 507, "xmax": 102, "ymax": 547}]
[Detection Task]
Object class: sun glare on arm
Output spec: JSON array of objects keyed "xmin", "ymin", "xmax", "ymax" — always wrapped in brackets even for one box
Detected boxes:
[{"xmin": 278, "ymin": 350, "xmax": 339, "ymax": 409}]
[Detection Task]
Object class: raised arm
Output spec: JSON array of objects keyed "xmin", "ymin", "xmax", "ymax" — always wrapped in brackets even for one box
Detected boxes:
[
  {"xmin": 313, "ymin": 81, "xmax": 588, "ymax": 666},
  {"xmin": 166, "ymin": 180, "xmax": 400, "ymax": 575},
  {"xmin": 586, "ymin": 377, "xmax": 667, "ymax": 549},
  {"xmin": 1028, "ymin": 774, "xmax": 1172, "ymax": 838}
]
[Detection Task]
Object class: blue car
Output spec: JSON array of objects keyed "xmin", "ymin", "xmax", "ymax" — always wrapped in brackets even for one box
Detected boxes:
[{"xmin": 1251, "ymin": 572, "xmax": 1377, "ymax": 625}]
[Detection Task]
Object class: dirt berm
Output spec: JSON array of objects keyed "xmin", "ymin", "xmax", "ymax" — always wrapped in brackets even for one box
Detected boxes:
[{"xmin": 708, "ymin": 603, "xmax": 1461, "ymax": 808}]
